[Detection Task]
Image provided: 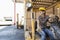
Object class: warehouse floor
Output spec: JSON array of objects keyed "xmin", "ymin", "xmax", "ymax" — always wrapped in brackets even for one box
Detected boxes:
[{"xmin": 0, "ymin": 26, "xmax": 25, "ymax": 40}]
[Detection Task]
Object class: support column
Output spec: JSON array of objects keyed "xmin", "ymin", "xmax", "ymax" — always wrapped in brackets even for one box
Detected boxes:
[{"xmin": 14, "ymin": 0, "xmax": 16, "ymax": 25}]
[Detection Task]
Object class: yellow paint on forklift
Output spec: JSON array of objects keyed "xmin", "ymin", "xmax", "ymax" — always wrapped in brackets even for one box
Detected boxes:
[{"xmin": 31, "ymin": 19, "xmax": 35, "ymax": 40}]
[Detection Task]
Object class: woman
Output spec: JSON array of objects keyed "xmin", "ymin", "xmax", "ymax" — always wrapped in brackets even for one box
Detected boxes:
[{"xmin": 48, "ymin": 14, "xmax": 60, "ymax": 39}]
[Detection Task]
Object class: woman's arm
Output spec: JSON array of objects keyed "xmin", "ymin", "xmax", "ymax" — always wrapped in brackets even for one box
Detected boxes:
[{"xmin": 36, "ymin": 19, "xmax": 42, "ymax": 32}]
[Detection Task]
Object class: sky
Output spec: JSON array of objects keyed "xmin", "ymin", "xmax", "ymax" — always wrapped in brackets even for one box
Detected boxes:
[{"xmin": 0, "ymin": 0, "xmax": 24, "ymax": 24}]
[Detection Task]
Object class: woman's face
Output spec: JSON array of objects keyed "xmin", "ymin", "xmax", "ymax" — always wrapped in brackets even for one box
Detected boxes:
[
  {"xmin": 49, "ymin": 16, "xmax": 55, "ymax": 22},
  {"xmin": 49, "ymin": 15, "xmax": 55, "ymax": 22},
  {"xmin": 47, "ymin": 22, "xmax": 51, "ymax": 26},
  {"xmin": 49, "ymin": 17, "xmax": 54, "ymax": 22}
]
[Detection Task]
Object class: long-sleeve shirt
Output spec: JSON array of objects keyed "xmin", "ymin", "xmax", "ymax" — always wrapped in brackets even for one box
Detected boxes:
[{"xmin": 38, "ymin": 15, "xmax": 49, "ymax": 28}]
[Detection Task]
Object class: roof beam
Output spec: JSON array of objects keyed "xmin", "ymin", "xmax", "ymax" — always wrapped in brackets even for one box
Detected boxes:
[{"xmin": 47, "ymin": 1, "xmax": 60, "ymax": 9}]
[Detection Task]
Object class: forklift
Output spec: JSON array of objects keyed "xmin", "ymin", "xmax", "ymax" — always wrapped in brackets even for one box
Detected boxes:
[
  {"xmin": 13, "ymin": 0, "xmax": 60, "ymax": 40},
  {"xmin": 24, "ymin": 0, "xmax": 60, "ymax": 40}
]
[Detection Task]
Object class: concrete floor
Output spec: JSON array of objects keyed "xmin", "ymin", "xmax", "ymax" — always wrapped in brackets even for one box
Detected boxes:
[{"xmin": 0, "ymin": 26, "xmax": 25, "ymax": 40}]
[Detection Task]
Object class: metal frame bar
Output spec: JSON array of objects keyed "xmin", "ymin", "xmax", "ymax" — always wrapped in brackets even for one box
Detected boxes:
[
  {"xmin": 32, "ymin": 2, "xmax": 52, "ymax": 5},
  {"xmin": 32, "ymin": 4, "xmax": 50, "ymax": 6},
  {"xmin": 32, "ymin": 1, "xmax": 55, "ymax": 4},
  {"xmin": 53, "ymin": 6, "xmax": 55, "ymax": 14},
  {"xmin": 14, "ymin": 0, "xmax": 16, "ymax": 25}
]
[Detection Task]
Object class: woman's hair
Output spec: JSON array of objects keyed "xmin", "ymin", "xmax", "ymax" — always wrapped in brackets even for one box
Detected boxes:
[
  {"xmin": 49, "ymin": 14, "xmax": 59, "ymax": 22},
  {"xmin": 55, "ymin": 16, "xmax": 59, "ymax": 22}
]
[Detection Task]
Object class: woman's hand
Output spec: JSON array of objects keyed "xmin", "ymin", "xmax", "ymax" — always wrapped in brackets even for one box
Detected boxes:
[{"xmin": 47, "ymin": 22, "xmax": 51, "ymax": 26}]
